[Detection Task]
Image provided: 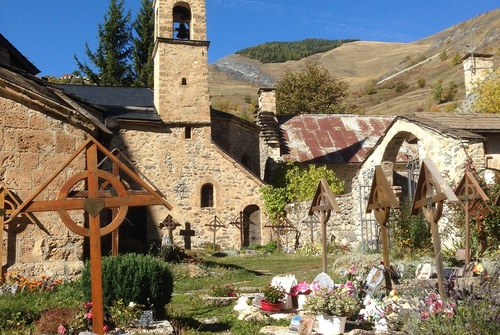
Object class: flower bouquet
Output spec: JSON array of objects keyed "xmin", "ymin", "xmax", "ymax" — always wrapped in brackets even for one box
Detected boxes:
[{"xmin": 303, "ymin": 281, "xmax": 359, "ymax": 317}]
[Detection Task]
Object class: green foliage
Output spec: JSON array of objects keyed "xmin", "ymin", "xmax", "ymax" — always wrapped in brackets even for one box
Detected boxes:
[
  {"xmin": 474, "ymin": 67, "xmax": 500, "ymax": 114},
  {"xmin": 433, "ymin": 79, "xmax": 444, "ymax": 103},
  {"xmin": 0, "ymin": 281, "xmax": 83, "ymax": 332},
  {"xmin": 75, "ymin": 0, "xmax": 133, "ymax": 86},
  {"xmin": 276, "ymin": 63, "xmax": 362, "ymax": 115},
  {"xmin": 439, "ymin": 50, "xmax": 448, "ymax": 61},
  {"xmin": 236, "ymin": 38, "xmax": 358, "ymax": 63},
  {"xmin": 390, "ymin": 200, "xmax": 432, "ymax": 258},
  {"xmin": 80, "ymin": 253, "xmax": 174, "ymax": 315},
  {"xmin": 261, "ymin": 162, "xmax": 344, "ymax": 222},
  {"xmin": 442, "ymin": 81, "xmax": 458, "ymax": 102},
  {"xmin": 364, "ymin": 79, "xmax": 377, "ymax": 95},
  {"xmin": 260, "ymin": 284, "xmax": 286, "ymax": 303},
  {"xmin": 394, "ymin": 81, "xmax": 409, "ymax": 93},
  {"xmin": 451, "ymin": 53, "xmax": 462, "ymax": 66},
  {"xmin": 109, "ymin": 299, "xmax": 145, "ymax": 329},
  {"xmin": 132, "ymin": 0, "xmax": 154, "ymax": 88},
  {"xmin": 416, "ymin": 77, "xmax": 426, "ymax": 88}
]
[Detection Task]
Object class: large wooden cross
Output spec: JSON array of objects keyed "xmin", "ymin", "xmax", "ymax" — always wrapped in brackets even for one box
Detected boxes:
[
  {"xmin": 366, "ymin": 165, "xmax": 400, "ymax": 293},
  {"xmin": 309, "ymin": 179, "xmax": 341, "ymax": 273},
  {"xmin": 411, "ymin": 158, "xmax": 459, "ymax": 298},
  {"xmin": 9, "ymin": 136, "xmax": 172, "ymax": 335},
  {"xmin": 454, "ymin": 171, "xmax": 490, "ymax": 266}
]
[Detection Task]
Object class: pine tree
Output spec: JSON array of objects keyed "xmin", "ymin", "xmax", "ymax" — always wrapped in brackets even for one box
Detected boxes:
[
  {"xmin": 74, "ymin": 0, "xmax": 133, "ymax": 86},
  {"xmin": 132, "ymin": 0, "xmax": 154, "ymax": 88}
]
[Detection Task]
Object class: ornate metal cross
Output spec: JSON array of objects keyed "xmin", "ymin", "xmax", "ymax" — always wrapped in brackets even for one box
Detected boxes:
[
  {"xmin": 229, "ymin": 211, "xmax": 254, "ymax": 248},
  {"xmin": 204, "ymin": 215, "xmax": 226, "ymax": 250},
  {"xmin": 9, "ymin": 136, "xmax": 172, "ymax": 335}
]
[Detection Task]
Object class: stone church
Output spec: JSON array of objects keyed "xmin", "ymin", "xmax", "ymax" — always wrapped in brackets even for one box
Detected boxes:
[
  {"xmin": 0, "ymin": 0, "xmax": 269, "ymax": 277},
  {"xmin": 1, "ymin": 0, "xmax": 499, "ymax": 278}
]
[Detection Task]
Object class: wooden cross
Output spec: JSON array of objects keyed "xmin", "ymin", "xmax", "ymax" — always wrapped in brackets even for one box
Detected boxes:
[
  {"xmin": 265, "ymin": 214, "xmax": 297, "ymax": 252},
  {"xmin": 454, "ymin": 171, "xmax": 490, "ymax": 265},
  {"xmin": 179, "ymin": 222, "xmax": 195, "ymax": 250},
  {"xmin": 308, "ymin": 179, "xmax": 341, "ymax": 273},
  {"xmin": 229, "ymin": 211, "xmax": 254, "ymax": 248},
  {"xmin": 366, "ymin": 165, "xmax": 400, "ymax": 293},
  {"xmin": 8, "ymin": 136, "xmax": 172, "ymax": 335},
  {"xmin": 411, "ymin": 158, "xmax": 459, "ymax": 299},
  {"xmin": 303, "ymin": 214, "xmax": 319, "ymax": 244},
  {"xmin": 204, "ymin": 215, "xmax": 226, "ymax": 250},
  {"xmin": 159, "ymin": 214, "xmax": 180, "ymax": 248}
]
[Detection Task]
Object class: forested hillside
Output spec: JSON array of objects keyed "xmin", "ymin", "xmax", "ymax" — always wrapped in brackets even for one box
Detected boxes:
[{"xmin": 235, "ymin": 38, "xmax": 358, "ymax": 63}]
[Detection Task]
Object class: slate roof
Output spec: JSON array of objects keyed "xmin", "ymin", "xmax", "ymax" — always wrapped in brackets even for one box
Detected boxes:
[
  {"xmin": 0, "ymin": 33, "xmax": 40, "ymax": 75},
  {"xmin": 413, "ymin": 112, "xmax": 500, "ymax": 136},
  {"xmin": 278, "ymin": 114, "xmax": 395, "ymax": 164},
  {"xmin": 57, "ymin": 84, "xmax": 161, "ymax": 122}
]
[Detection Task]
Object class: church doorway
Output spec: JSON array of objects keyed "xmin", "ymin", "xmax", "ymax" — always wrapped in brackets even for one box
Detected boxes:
[{"xmin": 242, "ymin": 205, "xmax": 261, "ymax": 247}]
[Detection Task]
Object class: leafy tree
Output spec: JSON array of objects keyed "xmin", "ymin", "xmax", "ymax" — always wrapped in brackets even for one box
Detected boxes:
[
  {"xmin": 132, "ymin": 0, "xmax": 154, "ymax": 88},
  {"xmin": 474, "ymin": 67, "xmax": 500, "ymax": 113},
  {"xmin": 74, "ymin": 0, "xmax": 133, "ymax": 86},
  {"xmin": 276, "ymin": 63, "xmax": 362, "ymax": 115},
  {"xmin": 432, "ymin": 80, "xmax": 444, "ymax": 103},
  {"xmin": 261, "ymin": 162, "xmax": 344, "ymax": 223}
]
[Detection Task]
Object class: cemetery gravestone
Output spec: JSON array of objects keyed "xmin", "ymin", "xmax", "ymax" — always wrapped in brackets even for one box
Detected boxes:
[{"xmin": 313, "ymin": 272, "xmax": 334, "ymax": 290}]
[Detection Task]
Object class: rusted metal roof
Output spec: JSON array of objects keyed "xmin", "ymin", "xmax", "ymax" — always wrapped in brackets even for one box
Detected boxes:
[{"xmin": 279, "ymin": 114, "xmax": 395, "ymax": 164}]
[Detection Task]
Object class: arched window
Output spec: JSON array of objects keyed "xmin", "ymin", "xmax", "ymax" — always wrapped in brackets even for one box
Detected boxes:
[
  {"xmin": 201, "ymin": 183, "xmax": 214, "ymax": 208},
  {"xmin": 173, "ymin": 5, "xmax": 191, "ymax": 40}
]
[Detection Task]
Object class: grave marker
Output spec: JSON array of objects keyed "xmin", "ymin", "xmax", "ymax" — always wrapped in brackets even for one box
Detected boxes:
[{"xmin": 179, "ymin": 222, "xmax": 195, "ymax": 250}]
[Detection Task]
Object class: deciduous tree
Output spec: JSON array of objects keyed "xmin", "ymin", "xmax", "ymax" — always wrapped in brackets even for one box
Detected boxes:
[
  {"xmin": 276, "ymin": 63, "xmax": 362, "ymax": 115},
  {"xmin": 474, "ymin": 67, "xmax": 500, "ymax": 113}
]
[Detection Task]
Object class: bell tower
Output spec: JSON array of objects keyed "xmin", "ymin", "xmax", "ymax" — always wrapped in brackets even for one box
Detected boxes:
[{"xmin": 153, "ymin": 0, "xmax": 210, "ymax": 125}]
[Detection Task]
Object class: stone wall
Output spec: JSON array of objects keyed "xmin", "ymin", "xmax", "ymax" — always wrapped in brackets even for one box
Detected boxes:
[
  {"xmin": 0, "ymin": 96, "xmax": 91, "ymax": 278},
  {"xmin": 110, "ymin": 124, "xmax": 265, "ymax": 250}
]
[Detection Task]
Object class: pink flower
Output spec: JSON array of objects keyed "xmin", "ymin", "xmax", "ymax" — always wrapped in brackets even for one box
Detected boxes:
[
  {"xmin": 421, "ymin": 311, "xmax": 429, "ymax": 319},
  {"xmin": 103, "ymin": 325, "xmax": 109, "ymax": 332},
  {"xmin": 86, "ymin": 311, "xmax": 93, "ymax": 319},
  {"xmin": 58, "ymin": 325, "xmax": 66, "ymax": 334}
]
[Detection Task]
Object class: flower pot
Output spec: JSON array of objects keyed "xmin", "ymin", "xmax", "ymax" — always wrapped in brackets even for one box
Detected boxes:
[
  {"xmin": 260, "ymin": 300, "xmax": 282, "ymax": 312},
  {"xmin": 317, "ymin": 315, "xmax": 347, "ymax": 335},
  {"xmin": 297, "ymin": 294, "xmax": 309, "ymax": 310}
]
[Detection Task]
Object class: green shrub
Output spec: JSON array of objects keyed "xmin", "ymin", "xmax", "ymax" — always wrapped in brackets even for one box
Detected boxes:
[
  {"xmin": 451, "ymin": 53, "xmax": 462, "ymax": 66},
  {"xmin": 81, "ymin": 253, "xmax": 174, "ymax": 316},
  {"xmin": 394, "ymin": 81, "xmax": 409, "ymax": 93},
  {"xmin": 416, "ymin": 78, "xmax": 426, "ymax": 88}
]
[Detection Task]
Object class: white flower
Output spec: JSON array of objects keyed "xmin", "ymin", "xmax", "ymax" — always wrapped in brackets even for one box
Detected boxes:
[{"xmin": 128, "ymin": 301, "xmax": 136, "ymax": 308}]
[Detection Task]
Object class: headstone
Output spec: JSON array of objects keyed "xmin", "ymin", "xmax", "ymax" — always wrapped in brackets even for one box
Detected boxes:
[
  {"xmin": 364, "ymin": 266, "xmax": 385, "ymax": 295},
  {"xmin": 416, "ymin": 263, "xmax": 434, "ymax": 280},
  {"xmin": 271, "ymin": 275, "xmax": 297, "ymax": 310},
  {"xmin": 138, "ymin": 310, "xmax": 154, "ymax": 328},
  {"xmin": 313, "ymin": 272, "xmax": 334, "ymax": 290}
]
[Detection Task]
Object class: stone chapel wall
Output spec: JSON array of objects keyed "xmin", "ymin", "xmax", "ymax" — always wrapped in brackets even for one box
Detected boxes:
[
  {"xmin": 0, "ymin": 96, "xmax": 90, "ymax": 278},
  {"xmin": 110, "ymin": 125, "xmax": 264, "ymax": 250}
]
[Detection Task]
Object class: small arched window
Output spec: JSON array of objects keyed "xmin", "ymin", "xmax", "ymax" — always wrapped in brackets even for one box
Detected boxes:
[
  {"xmin": 173, "ymin": 5, "xmax": 191, "ymax": 40},
  {"xmin": 201, "ymin": 184, "xmax": 214, "ymax": 208}
]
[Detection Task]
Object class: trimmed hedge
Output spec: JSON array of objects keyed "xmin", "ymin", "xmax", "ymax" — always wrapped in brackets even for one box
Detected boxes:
[{"xmin": 81, "ymin": 253, "xmax": 174, "ymax": 314}]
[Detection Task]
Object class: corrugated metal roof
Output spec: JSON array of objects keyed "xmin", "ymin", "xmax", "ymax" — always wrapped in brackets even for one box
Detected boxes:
[{"xmin": 279, "ymin": 114, "xmax": 394, "ymax": 164}]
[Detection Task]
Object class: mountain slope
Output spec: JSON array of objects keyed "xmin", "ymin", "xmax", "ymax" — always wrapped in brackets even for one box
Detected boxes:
[{"xmin": 209, "ymin": 8, "xmax": 500, "ymax": 117}]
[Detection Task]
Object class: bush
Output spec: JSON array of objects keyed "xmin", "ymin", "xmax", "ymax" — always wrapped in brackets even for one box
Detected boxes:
[
  {"xmin": 394, "ymin": 81, "xmax": 409, "ymax": 93},
  {"xmin": 416, "ymin": 78, "xmax": 426, "ymax": 88},
  {"xmin": 81, "ymin": 254, "xmax": 174, "ymax": 316}
]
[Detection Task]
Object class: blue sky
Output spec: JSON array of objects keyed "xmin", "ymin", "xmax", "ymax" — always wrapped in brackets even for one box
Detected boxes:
[{"xmin": 0, "ymin": 0, "xmax": 498, "ymax": 77}]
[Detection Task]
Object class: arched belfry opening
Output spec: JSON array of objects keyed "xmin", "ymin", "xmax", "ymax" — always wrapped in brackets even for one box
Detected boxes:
[{"xmin": 173, "ymin": 4, "xmax": 191, "ymax": 40}]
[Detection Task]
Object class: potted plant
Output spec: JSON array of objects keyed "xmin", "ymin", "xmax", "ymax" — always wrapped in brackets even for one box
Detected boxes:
[
  {"xmin": 291, "ymin": 280, "xmax": 319, "ymax": 310},
  {"xmin": 303, "ymin": 281, "xmax": 360, "ymax": 335},
  {"xmin": 260, "ymin": 284, "xmax": 287, "ymax": 312}
]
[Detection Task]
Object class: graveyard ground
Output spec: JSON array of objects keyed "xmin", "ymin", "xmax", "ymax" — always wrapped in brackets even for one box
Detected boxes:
[{"xmin": 0, "ymin": 244, "xmax": 499, "ymax": 334}]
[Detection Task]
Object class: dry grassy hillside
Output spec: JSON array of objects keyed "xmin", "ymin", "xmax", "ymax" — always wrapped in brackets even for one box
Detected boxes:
[{"xmin": 209, "ymin": 8, "xmax": 500, "ymax": 117}]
